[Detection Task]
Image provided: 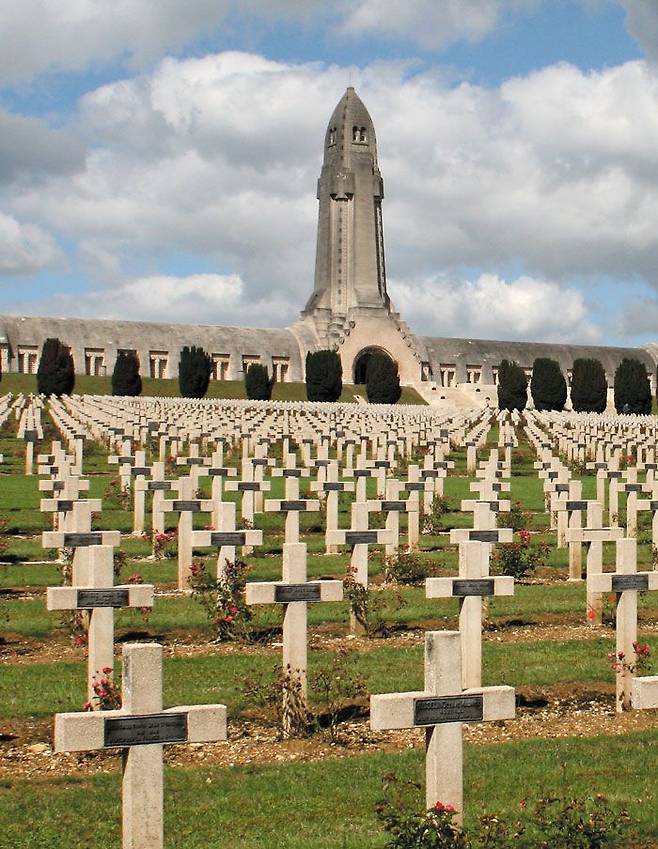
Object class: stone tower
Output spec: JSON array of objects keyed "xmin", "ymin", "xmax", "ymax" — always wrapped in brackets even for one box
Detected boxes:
[{"xmin": 302, "ymin": 87, "xmax": 392, "ymax": 342}]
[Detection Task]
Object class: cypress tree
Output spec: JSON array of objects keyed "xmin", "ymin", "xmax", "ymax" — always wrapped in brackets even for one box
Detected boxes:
[
  {"xmin": 178, "ymin": 346, "xmax": 212, "ymax": 398},
  {"xmin": 111, "ymin": 351, "xmax": 142, "ymax": 396},
  {"xmin": 530, "ymin": 357, "xmax": 567, "ymax": 411},
  {"xmin": 497, "ymin": 359, "xmax": 527, "ymax": 411},
  {"xmin": 366, "ymin": 352, "xmax": 401, "ymax": 404},
  {"xmin": 245, "ymin": 363, "xmax": 273, "ymax": 401},
  {"xmin": 614, "ymin": 358, "xmax": 651, "ymax": 415},
  {"xmin": 36, "ymin": 338, "xmax": 74, "ymax": 397},
  {"xmin": 571, "ymin": 358, "xmax": 608, "ymax": 413},
  {"xmin": 305, "ymin": 350, "xmax": 343, "ymax": 402}
]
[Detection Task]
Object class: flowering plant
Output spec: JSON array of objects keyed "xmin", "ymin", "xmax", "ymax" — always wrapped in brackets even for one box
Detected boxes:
[
  {"xmin": 608, "ymin": 641, "xmax": 652, "ymax": 676},
  {"xmin": 189, "ymin": 559, "xmax": 253, "ymax": 642},
  {"xmin": 83, "ymin": 667, "xmax": 122, "ymax": 711},
  {"xmin": 491, "ymin": 531, "xmax": 549, "ymax": 581},
  {"xmin": 151, "ymin": 529, "xmax": 177, "ymax": 560}
]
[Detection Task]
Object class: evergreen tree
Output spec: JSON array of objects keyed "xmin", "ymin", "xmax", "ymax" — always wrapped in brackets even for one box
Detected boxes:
[
  {"xmin": 530, "ymin": 357, "xmax": 567, "ymax": 411},
  {"xmin": 111, "ymin": 351, "xmax": 142, "ymax": 396},
  {"xmin": 178, "ymin": 346, "xmax": 212, "ymax": 398},
  {"xmin": 36, "ymin": 337, "xmax": 74, "ymax": 397},
  {"xmin": 366, "ymin": 352, "xmax": 401, "ymax": 404},
  {"xmin": 571, "ymin": 358, "xmax": 608, "ymax": 413},
  {"xmin": 614, "ymin": 357, "xmax": 651, "ymax": 415},
  {"xmin": 245, "ymin": 363, "xmax": 273, "ymax": 401},
  {"xmin": 305, "ymin": 349, "xmax": 343, "ymax": 402},
  {"xmin": 497, "ymin": 359, "xmax": 527, "ymax": 411}
]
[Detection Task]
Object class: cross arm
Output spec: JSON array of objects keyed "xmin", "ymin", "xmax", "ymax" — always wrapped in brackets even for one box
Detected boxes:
[
  {"xmin": 326, "ymin": 529, "xmax": 396, "ymax": 546},
  {"xmin": 47, "ymin": 584, "xmax": 154, "ymax": 610},
  {"xmin": 425, "ymin": 576, "xmax": 514, "ymax": 599},
  {"xmin": 40, "ymin": 497, "xmax": 102, "ymax": 513},
  {"xmin": 264, "ymin": 499, "xmax": 321, "ymax": 512},
  {"xmin": 246, "ymin": 580, "xmax": 343, "ymax": 605},
  {"xmin": 190, "ymin": 529, "xmax": 263, "ymax": 547},
  {"xmin": 586, "ymin": 571, "xmax": 658, "ymax": 594},
  {"xmin": 42, "ymin": 530, "xmax": 121, "ymax": 548},
  {"xmin": 566, "ymin": 527, "xmax": 625, "ymax": 543},
  {"xmin": 460, "ymin": 500, "xmax": 510, "ymax": 513},
  {"xmin": 449, "ymin": 529, "xmax": 513, "ymax": 544}
]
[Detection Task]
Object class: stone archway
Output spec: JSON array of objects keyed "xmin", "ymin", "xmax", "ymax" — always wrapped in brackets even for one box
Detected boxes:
[{"xmin": 353, "ymin": 346, "xmax": 396, "ymax": 384}]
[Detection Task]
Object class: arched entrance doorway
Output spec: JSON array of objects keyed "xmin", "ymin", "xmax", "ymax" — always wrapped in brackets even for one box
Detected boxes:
[{"xmin": 353, "ymin": 346, "xmax": 396, "ymax": 384}]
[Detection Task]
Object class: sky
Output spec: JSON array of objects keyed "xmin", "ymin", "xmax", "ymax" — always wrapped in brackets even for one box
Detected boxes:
[{"xmin": 3, "ymin": 0, "xmax": 658, "ymax": 347}]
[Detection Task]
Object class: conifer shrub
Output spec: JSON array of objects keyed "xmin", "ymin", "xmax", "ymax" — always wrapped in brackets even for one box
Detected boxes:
[
  {"xmin": 613, "ymin": 357, "xmax": 651, "ymax": 415},
  {"xmin": 366, "ymin": 352, "xmax": 401, "ymax": 404},
  {"xmin": 497, "ymin": 359, "xmax": 527, "ymax": 411},
  {"xmin": 571, "ymin": 358, "xmax": 607, "ymax": 413},
  {"xmin": 305, "ymin": 349, "xmax": 343, "ymax": 402},
  {"xmin": 111, "ymin": 350, "xmax": 142, "ymax": 396},
  {"xmin": 178, "ymin": 345, "xmax": 212, "ymax": 398},
  {"xmin": 36, "ymin": 337, "xmax": 74, "ymax": 396},
  {"xmin": 245, "ymin": 362, "xmax": 273, "ymax": 400},
  {"xmin": 530, "ymin": 357, "xmax": 567, "ymax": 411}
]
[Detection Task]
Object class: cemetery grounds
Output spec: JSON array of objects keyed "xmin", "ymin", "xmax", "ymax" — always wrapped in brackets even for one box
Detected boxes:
[{"xmin": 1, "ymin": 402, "xmax": 658, "ymax": 848}]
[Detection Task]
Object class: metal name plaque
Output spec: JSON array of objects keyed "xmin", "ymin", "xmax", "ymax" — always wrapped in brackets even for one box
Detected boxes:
[
  {"xmin": 173, "ymin": 500, "xmax": 201, "ymax": 512},
  {"xmin": 469, "ymin": 531, "xmax": 499, "ymax": 543},
  {"xmin": 238, "ymin": 482, "xmax": 260, "ymax": 491},
  {"xmin": 567, "ymin": 501, "xmax": 587, "ymax": 511},
  {"xmin": 555, "ymin": 484, "xmax": 569, "ymax": 493},
  {"xmin": 313, "ymin": 459, "xmax": 330, "ymax": 467},
  {"xmin": 56, "ymin": 500, "xmax": 74, "ymax": 511},
  {"xmin": 23, "ymin": 430, "xmax": 38, "ymax": 442},
  {"xmin": 422, "ymin": 470, "xmax": 439, "ymax": 478},
  {"xmin": 611, "ymin": 574, "xmax": 649, "ymax": 592},
  {"xmin": 625, "ymin": 484, "xmax": 643, "ymax": 492},
  {"xmin": 374, "ymin": 461, "xmax": 390, "ymax": 468},
  {"xmin": 547, "ymin": 472, "xmax": 558, "ymax": 479},
  {"xmin": 609, "ymin": 472, "xmax": 623, "ymax": 479},
  {"xmin": 53, "ymin": 481, "xmax": 65, "ymax": 492},
  {"xmin": 345, "ymin": 531, "xmax": 378, "ymax": 545},
  {"xmin": 280, "ymin": 500, "xmax": 307, "ymax": 511},
  {"xmin": 209, "ymin": 468, "xmax": 230, "ymax": 477},
  {"xmin": 353, "ymin": 470, "xmax": 371, "ymax": 478},
  {"xmin": 104, "ymin": 712, "xmax": 188, "ymax": 748},
  {"xmin": 186, "ymin": 458, "xmax": 204, "ymax": 465},
  {"xmin": 77, "ymin": 589, "xmax": 129, "ymax": 608},
  {"xmin": 210, "ymin": 532, "xmax": 246, "ymax": 546},
  {"xmin": 118, "ymin": 457, "xmax": 135, "ymax": 464},
  {"xmin": 274, "ymin": 583, "xmax": 322, "ymax": 603},
  {"xmin": 283, "ymin": 469, "xmax": 302, "ymax": 477},
  {"xmin": 131, "ymin": 467, "xmax": 150, "ymax": 476},
  {"xmin": 149, "ymin": 481, "xmax": 171, "ymax": 491},
  {"xmin": 251, "ymin": 458, "xmax": 269, "ymax": 466},
  {"xmin": 406, "ymin": 483, "xmax": 425, "ymax": 491},
  {"xmin": 453, "ymin": 579, "xmax": 495, "ymax": 597},
  {"xmin": 382, "ymin": 501, "xmax": 406, "ymax": 511},
  {"xmin": 64, "ymin": 532, "xmax": 102, "ymax": 547},
  {"xmin": 323, "ymin": 483, "xmax": 344, "ymax": 491},
  {"xmin": 414, "ymin": 694, "xmax": 484, "ymax": 726}
]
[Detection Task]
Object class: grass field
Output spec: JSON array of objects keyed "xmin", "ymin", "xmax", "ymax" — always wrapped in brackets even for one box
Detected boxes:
[{"xmin": 2, "ymin": 409, "xmax": 658, "ymax": 847}]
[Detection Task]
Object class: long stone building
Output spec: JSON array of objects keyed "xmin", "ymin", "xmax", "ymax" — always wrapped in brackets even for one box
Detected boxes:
[{"xmin": 1, "ymin": 87, "xmax": 655, "ymax": 407}]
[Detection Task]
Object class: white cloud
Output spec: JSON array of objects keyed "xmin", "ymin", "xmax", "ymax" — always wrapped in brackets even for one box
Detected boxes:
[
  {"xmin": 620, "ymin": 0, "xmax": 658, "ymax": 64},
  {"xmin": 23, "ymin": 273, "xmax": 294, "ymax": 326},
  {"xmin": 389, "ymin": 273, "xmax": 600, "ymax": 343},
  {"xmin": 0, "ymin": 212, "xmax": 61, "ymax": 275},
  {"xmin": 5, "ymin": 51, "xmax": 658, "ymax": 341},
  {"xmin": 341, "ymin": 0, "xmax": 538, "ymax": 50}
]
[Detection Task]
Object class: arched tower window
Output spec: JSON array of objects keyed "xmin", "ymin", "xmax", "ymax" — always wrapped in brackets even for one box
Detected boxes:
[
  {"xmin": 359, "ymin": 126, "xmax": 367, "ymax": 142},
  {"xmin": 352, "ymin": 126, "xmax": 359, "ymax": 142},
  {"xmin": 328, "ymin": 127, "xmax": 336, "ymax": 145}
]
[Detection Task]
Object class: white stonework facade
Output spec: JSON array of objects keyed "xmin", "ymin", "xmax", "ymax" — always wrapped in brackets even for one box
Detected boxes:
[{"xmin": 1, "ymin": 88, "xmax": 655, "ymax": 406}]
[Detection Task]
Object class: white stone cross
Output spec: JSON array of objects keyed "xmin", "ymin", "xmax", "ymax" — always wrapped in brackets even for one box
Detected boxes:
[
  {"xmin": 426, "ymin": 541, "xmax": 514, "ymax": 688},
  {"xmin": 161, "ymin": 477, "xmax": 214, "ymax": 590},
  {"xmin": 310, "ymin": 463, "xmax": 355, "ymax": 554},
  {"xmin": 47, "ymin": 545, "xmax": 153, "ymax": 704},
  {"xmin": 54, "ymin": 642, "xmax": 227, "ymax": 849},
  {"xmin": 246, "ymin": 542, "xmax": 342, "ymax": 731},
  {"xmin": 370, "ymin": 631, "xmax": 515, "ymax": 824},
  {"xmin": 587, "ymin": 537, "xmax": 658, "ymax": 711},
  {"xmin": 190, "ymin": 501, "xmax": 263, "ymax": 579}
]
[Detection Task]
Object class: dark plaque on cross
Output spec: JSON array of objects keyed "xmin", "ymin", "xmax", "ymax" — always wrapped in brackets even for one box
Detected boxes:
[
  {"xmin": 77, "ymin": 589, "xmax": 130, "ymax": 608},
  {"xmin": 345, "ymin": 531, "xmax": 378, "ymax": 545},
  {"xmin": 453, "ymin": 579, "xmax": 495, "ymax": 597},
  {"xmin": 413, "ymin": 694, "xmax": 484, "ymax": 726},
  {"xmin": 280, "ymin": 500, "xmax": 307, "ymax": 511},
  {"xmin": 382, "ymin": 501, "xmax": 406, "ymax": 511},
  {"xmin": 274, "ymin": 583, "xmax": 322, "ymax": 603},
  {"xmin": 611, "ymin": 574, "xmax": 649, "ymax": 592},
  {"xmin": 469, "ymin": 530, "xmax": 499, "ymax": 543},
  {"xmin": 104, "ymin": 712, "xmax": 188, "ymax": 747},
  {"xmin": 210, "ymin": 532, "xmax": 246, "ymax": 546},
  {"xmin": 64, "ymin": 532, "xmax": 103, "ymax": 547},
  {"xmin": 173, "ymin": 501, "xmax": 201, "ymax": 512}
]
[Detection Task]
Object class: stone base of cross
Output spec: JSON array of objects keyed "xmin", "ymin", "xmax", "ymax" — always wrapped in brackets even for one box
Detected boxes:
[
  {"xmin": 371, "ymin": 631, "xmax": 515, "ymax": 825},
  {"xmin": 54, "ymin": 642, "xmax": 227, "ymax": 849}
]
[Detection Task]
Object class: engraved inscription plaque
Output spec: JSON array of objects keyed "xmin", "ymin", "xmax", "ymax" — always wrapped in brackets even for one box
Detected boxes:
[
  {"xmin": 23, "ymin": 430, "xmax": 37, "ymax": 442},
  {"xmin": 77, "ymin": 589, "xmax": 129, "ymax": 608},
  {"xmin": 210, "ymin": 532, "xmax": 246, "ymax": 546},
  {"xmin": 405, "ymin": 483, "xmax": 425, "ymax": 491},
  {"xmin": 186, "ymin": 458, "xmax": 204, "ymax": 465},
  {"xmin": 353, "ymin": 470, "xmax": 371, "ymax": 478},
  {"xmin": 238, "ymin": 482, "xmax": 260, "ymax": 491},
  {"xmin": 611, "ymin": 574, "xmax": 649, "ymax": 592},
  {"xmin": 414, "ymin": 695, "xmax": 484, "ymax": 726},
  {"xmin": 172, "ymin": 501, "xmax": 201, "ymax": 512},
  {"xmin": 209, "ymin": 468, "xmax": 230, "ymax": 477},
  {"xmin": 453, "ymin": 579, "xmax": 495, "ymax": 597},
  {"xmin": 323, "ymin": 483, "xmax": 344, "ymax": 491},
  {"xmin": 104, "ymin": 712, "xmax": 188, "ymax": 747},
  {"xmin": 282, "ymin": 469, "xmax": 302, "ymax": 477},
  {"xmin": 382, "ymin": 501, "xmax": 406, "ymax": 511},
  {"xmin": 345, "ymin": 531, "xmax": 378, "ymax": 545},
  {"xmin": 566, "ymin": 501, "xmax": 587, "ymax": 510},
  {"xmin": 274, "ymin": 583, "xmax": 322, "ymax": 603},
  {"xmin": 469, "ymin": 530, "xmax": 499, "ymax": 543},
  {"xmin": 555, "ymin": 484, "xmax": 569, "ymax": 493},
  {"xmin": 148, "ymin": 481, "xmax": 171, "ymax": 491},
  {"xmin": 625, "ymin": 484, "xmax": 643, "ymax": 492},
  {"xmin": 280, "ymin": 500, "xmax": 307, "ymax": 511},
  {"xmin": 64, "ymin": 532, "xmax": 102, "ymax": 547},
  {"xmin": 56, "ymin": 500, "xmax": 74, "ymax": 511},
  {"xmin": 131, "ymin": 467, "xmax": 150, "ymax": 476},
  {"xmin": 118, "ymin": 456, "xmax": 135, "ymax": 465}
]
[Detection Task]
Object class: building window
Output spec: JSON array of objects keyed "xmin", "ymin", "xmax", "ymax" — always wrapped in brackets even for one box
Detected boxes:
[
  {"xmin": 242, "ymin": 354, "xmax": 261, "ymax": 374},
  {"xmin": 328, "ymin": 127, "xmax": 336, "ymax": 145},
  {"xmin": 17, "ymin": 345, "xmax": 38, "ymax": 374},
  {"xmin": 421, "ymin": 361, "xmax": 432, "ymax": 382},
  {"xmin": 466, "ymin": 365, "xmax": 482, "ymax": 385},
  {"xmin": 352, "ymin": 126, "xmax": 367, "ymax": 142},
  {"xmin": 84, "ymin": 348, "xmax": 106, "ymax": 376},
  {"xmin": 272, "ymin": 356, "xmax": 290, "ymax": 383},
  {"xmin": 0, "ymin": 344, "xmax": 9, "ymax": 373},
  {"xmin": 149, "ymin": 350, "xmax": 169, "ymax": 379},
  {"xmin": 211, "ymin": 353, "xmax": 230, "ymax": 381},
  {"xmin": 492, "ymin": 367, "xmax": 499, "ymax": 386},
  {"xmin": 439, "ymin": 363, "xmax": 456, "ymax": 388}
]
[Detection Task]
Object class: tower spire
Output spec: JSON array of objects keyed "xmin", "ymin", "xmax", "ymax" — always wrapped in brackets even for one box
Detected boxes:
[{"xmin": 304, "ymin": 87, "xmax": 390, "ymax": 331}]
